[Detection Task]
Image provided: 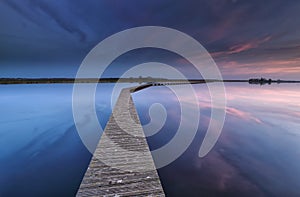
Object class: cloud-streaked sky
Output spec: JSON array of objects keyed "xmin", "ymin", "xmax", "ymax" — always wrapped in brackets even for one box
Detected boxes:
[{"xmin": 1, "ymin": 0, "xmax": 300, "ymax": 79}]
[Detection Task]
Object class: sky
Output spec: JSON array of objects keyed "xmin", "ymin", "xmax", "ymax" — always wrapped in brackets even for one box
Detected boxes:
[{"xmin": 1, "ymin": 0, "xmax": 300, "ymax": 79}]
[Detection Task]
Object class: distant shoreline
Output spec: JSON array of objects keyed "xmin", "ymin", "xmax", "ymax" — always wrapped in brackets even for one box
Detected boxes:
[{"xmin": 0, "ymin": 77, "xmax": 299, "ymax": 85}]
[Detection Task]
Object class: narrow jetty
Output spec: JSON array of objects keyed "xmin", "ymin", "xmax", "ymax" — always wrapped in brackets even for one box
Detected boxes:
[{"xmin": 77, "ymin": 87, "xmax": 165, "ymax": 196}]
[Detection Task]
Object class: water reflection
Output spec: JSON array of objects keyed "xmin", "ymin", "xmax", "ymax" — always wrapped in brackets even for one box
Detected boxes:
[
  {"xmin": 0, "ymin": 84, "xmax": 112, "ymax": 196},
  {"xmin": 133, "ymin": 83, "xmax": 300, "ymax": 197},
  {"xmin": 0, "ymin": 83, "xmax": 299, "ymax": 196}
]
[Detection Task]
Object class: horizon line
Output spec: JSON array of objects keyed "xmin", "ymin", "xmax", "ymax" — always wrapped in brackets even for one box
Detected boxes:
[{"xmin": 0, "ymin": 77, "xmax": 299, "ymax": 85}]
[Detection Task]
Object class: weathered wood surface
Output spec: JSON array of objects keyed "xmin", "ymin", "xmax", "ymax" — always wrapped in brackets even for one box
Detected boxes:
[{"xmin": 77, "ymin": 88, "xmax": 165, "ymax": 197}]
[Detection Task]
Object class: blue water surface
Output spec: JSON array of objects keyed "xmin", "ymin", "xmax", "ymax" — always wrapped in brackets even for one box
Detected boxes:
[{"xmin": 1, "ymin": 83, "xmax": 300, "ymax": 197}]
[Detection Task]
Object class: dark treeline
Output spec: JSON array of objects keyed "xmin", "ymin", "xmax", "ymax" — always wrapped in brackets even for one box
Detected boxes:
[{"xmin": 0, "ymin": 77, "xmax": 299, "ymax": 85}]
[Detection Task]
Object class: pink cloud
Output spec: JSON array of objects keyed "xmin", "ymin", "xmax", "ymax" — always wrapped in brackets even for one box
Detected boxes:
[
  {"xmin": 229, "ymin": 36, "xmax": 271, "ymax": 54},
  {"xmin": 211, "ymin": 36, "xmax": 272, "ymax": 57},
  {"xmin": 207, "ymin": 8, "xmax": 245, "ymax": 43},
  {"xmin": 218, "ymin": 58, "xmax": 300, "ymax": 77}
]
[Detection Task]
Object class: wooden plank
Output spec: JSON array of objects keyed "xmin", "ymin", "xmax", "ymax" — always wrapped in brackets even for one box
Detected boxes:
[{"xmin": 77, "ymin": 88, "xmax": 165, "ymax": 197}]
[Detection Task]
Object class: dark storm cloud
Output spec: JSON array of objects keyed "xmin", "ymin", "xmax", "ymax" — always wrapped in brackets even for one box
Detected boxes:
[
  {"xmin": 3, "ymin": 0, "xmax": 87, "ymax": 41},
  {"xmin": 3, "ymin": 0, "xmax": 36, "ymax": 25},
  {"xmin": 0, "ymin": 0, "xmax": 300, "ymax": 77},
  {"xmin": 29, "ymin": 0, "xmax": 87, "ymax": 42}
]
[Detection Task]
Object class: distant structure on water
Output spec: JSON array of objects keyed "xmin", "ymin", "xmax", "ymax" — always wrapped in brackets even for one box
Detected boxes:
[
  {"xmin": 249, "ymin": 78, "xmax": 274, "ymax": 85},
  {"xmin": 248, "ymin": 78, "xmax": 299, "ymax": 85}
]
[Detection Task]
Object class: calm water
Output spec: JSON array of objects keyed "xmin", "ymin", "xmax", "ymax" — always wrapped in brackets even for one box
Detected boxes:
[{"xmin": 0, "ymin": 83, "xmax": 300, "ymax": 196}]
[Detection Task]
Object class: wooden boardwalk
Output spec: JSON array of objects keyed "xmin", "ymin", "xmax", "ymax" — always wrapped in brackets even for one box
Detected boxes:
[{"xmin": 77, "ymin": 87, "xmax": 165, "ymax": 197}]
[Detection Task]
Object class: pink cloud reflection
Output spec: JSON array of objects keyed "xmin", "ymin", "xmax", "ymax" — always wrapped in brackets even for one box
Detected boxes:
[
  {"xmin": 178, "ymin": 84, "xmax": 300, "ymax": 125},
  {"xmin": 226, "ymin": 107, "xmax": 262, "ymax": 124},
  {"xmin": 225, "ymin": 85, "xmax": 300, "ymax": 108}
]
